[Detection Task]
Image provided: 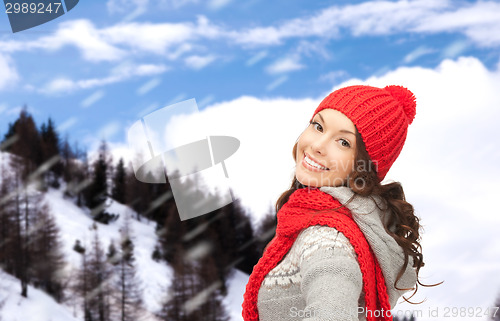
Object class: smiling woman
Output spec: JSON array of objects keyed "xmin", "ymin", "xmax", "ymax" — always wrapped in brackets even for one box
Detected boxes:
[
  {"xmin": 242, "ymin": 85, "xmax": 440, "ymax": 321},
  {"xmin": 295, "ymin": 109, "xmax": 357, "ymax": 188}
]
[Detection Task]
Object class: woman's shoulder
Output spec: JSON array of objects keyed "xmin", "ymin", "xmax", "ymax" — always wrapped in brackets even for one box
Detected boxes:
[
  {"xmin": 297, "ymin": 225, "xmax": 351, "ymax": 243},
  {"xmin": 296, "ymin": 225, "xmax": 358, "ymax": 263}
]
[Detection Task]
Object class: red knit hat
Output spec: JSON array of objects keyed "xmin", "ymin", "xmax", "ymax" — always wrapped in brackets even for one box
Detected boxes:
[{"xmin": 310, "ymin": 85, "xmax": 417, "ymax": 182}]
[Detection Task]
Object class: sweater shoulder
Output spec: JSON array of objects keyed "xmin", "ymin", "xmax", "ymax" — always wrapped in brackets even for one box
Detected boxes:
[{"xmin": 297, "ymin": 225, "xmax": 358, "ymax": 265}]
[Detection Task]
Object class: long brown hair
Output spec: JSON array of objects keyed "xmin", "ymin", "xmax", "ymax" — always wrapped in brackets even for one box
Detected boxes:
[{"xmin": 276, "ymin": 128, "xmax": 440, "ymax": 303}]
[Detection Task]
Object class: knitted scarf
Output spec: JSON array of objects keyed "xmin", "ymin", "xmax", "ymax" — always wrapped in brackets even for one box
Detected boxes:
[{"xmin": 241, "ymin": 187, "xmax": 392, "ymax": 321}]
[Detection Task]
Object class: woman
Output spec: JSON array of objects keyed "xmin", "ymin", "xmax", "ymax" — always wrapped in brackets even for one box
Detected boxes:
[{"xmin": 242, "ymin": 85, "xmax": 431, "ymax": 321}]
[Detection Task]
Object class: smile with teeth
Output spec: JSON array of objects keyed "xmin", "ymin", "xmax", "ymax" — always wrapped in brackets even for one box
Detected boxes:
[{"xmin": 304, "ymin": 153, "xmax": 329, "ymax": 170}]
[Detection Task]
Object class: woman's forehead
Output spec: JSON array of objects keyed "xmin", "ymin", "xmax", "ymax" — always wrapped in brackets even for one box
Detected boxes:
[{"xmin": 315, "ymin": 109, "xmax": 356, "ymax": 132}]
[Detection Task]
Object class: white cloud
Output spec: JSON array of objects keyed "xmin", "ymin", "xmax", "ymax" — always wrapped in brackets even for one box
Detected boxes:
[
  {"xmin": 403, "ymin": 46, "xmax": 435, "ymax": 63},
  {"xmin": 43, "ymin": 20, "xmax": 125, "ymax": 62},
  {"xmin": 154, "ymin": 55, "xmax": 500, "ymax": 224},
  {"xmin": 207, "ymin": 0, "xmax": 232, "ymax": 10},
  {"xmin": 266, "ymin": 75, "xmax": 288, "ymax": 91},
  {"xmin": 319, "ymin": 70, "xmax": 348, "ymax": 83},
  {"xmin": 0, "ymin": 20, "xmax": 125, "ymax": 62},
  {"xmin": 100, "ymin": 15, "xmax": 225, "ymax": 57},
  {"xmin": 2, "ymin": 1, "xmax": 500, "ymax": 67},
  {"xmin": 441, "ymin": 40, "xmax": 469, "ymax": 59},
  {"xmin": 41, "ymin": 63, "xmax": 168, "ymax": 94},
  {"xmin": 232, "ymin": 0, "xmax": 500, "ymax": 47},
  {"xmin": 101, "ymin": 21, "xmax": 194, "ymax": 56},
  {"xmin": 158, "ymin": 0, "xmax": 198, "ymax": 10},
  {"xmin": 231, "ymin": 0, "xmax": 448, "ymax": 45},
  {"xmin": 81, "ymin": 90, "xmax": 106, "ymax": 108},
  {"xmin": 108, "ymin": 55, "xmax": 499, "ymax": 319},
  {"xmin": 265, "ymin": 56, "xmax": 305, "ymax": 74},
  {"xmin": 294, "ymin": 40, "xmax": 332, "ymax": 61},
  {"xmin": 0, "ymin": 53, "xmax": 19, "ymax": 90},
  {"xmin": 184, "ymin": 55, "xmax": 216, "ymax": 69},
  {"xmin": 57, "ymin": 117, "xmax": 78, "ymax": 132},
  {"xmin": 137, "ymin": 77, "xmax": 161, "ymax": 95},
  {"xmin": 107, "ymin": 0, "xmax": 149, "ymax": 14},
  {"xmin": 0, "ymin": 17, "xmax": 218, "ymax": 62},
  {"xmin": 165, "ymin": 43, "xmax": 194, "ymax": 60},
  {"xmin": 414, "ymin": 1, "xmax": 500, "ymax": 47},
  {"xmin": 97, "ymin": 121, "xmax": 121, "ymax": 140},
  {"xmin": 43, "ymin": 78, "xmax": 75, "ymax": 94},
  {"xmin": 246, "ymin": 50, "xmax": 268, "ymax": 66},
  {"xmin": 197, "ymin": 94, "xmax": 215, "ymax": 108}
]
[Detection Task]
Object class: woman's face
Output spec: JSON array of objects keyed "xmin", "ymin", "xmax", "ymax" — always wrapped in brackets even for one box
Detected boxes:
[{"xmin": 295, "ymin": 109, "xmax": 357, "ymax": 188}]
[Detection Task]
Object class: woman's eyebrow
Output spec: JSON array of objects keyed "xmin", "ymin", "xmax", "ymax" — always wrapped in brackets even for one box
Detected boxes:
[
  {"xmin": 317, "ymin": 113, "xmax": 325, "ymax": 124},
  {"xmin": 316, "ymin": 113, "xmax": 356, "ymax": 136},
  {"xmin": 339, "ymin": 129, "xmax": 356, "ymax": 136}
]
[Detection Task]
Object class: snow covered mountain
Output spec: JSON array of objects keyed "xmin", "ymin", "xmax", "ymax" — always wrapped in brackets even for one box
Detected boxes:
[{"xmin": 0, "ymin": 186, "xmax": 249, "ymax": 321}]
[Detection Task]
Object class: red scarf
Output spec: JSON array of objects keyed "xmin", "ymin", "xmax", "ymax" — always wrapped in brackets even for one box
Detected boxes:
[{"xmin": 242, "ymin": 187, "xmax": 392, "ymax": 321}]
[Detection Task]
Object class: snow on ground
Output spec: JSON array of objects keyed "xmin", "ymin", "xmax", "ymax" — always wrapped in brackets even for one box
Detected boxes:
[
  {"xmin": 0, "ymin": 269, "xmax": 80, "ymax": 321},
  {"xmin": 0, "ymin": 183, "xmax": 249, "ymax": 320},
  {"xmin": 43, "ymin": 187, "xmax": 173, "ymax": 318},
  {"xmin": 225, "ymin": 269, "xmax": 249, "ymax": 321},
  {"xmin": 0, "ymin": 147, "xmax": 250, "ymax": 320}
]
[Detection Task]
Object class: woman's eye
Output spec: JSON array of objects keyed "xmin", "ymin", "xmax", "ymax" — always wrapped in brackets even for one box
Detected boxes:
[
  {"xmin": 339, "ymin": 139, "xmax": 351, "ymax": 148},
  {"xmin": 312, "ymin": 121, "xmax": 322, "ymax": 131}
]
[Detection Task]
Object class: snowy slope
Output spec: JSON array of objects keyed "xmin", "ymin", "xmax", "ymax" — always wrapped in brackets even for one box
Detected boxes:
[
  {"xmin": 0, "ymin": 182, "xmax": 249, "ymax": 321},
  {"xmin": 0, "ymin": 269, "xmax": 80, "ymax": 321},
  {"xmin": 226, "ymin": 269, "xmax": 249, "ymax": 321},
  {"xmin": 44, "ymin": 188, "xmax": 173, "ymax": 317}
]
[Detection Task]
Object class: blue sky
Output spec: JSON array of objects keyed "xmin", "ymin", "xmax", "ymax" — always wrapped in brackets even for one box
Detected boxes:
[
  {"xmin": 1, "ymin": 0, "xmax": 500, "ymax": 150},
  {"xmin": 1, "ymin": 2, "xmax": 500, "ymax": 319}
]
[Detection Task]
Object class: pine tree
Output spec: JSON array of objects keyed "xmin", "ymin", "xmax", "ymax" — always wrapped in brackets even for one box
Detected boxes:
[
  {"xmin": 74, "ymin": 240, "xmax": 92, "ymax": 321},
  {"xmin": 30, "ymin": 202, "xmax": 66, "ymax": 302},
  {"xmin": 157, "ymin": 242, "xmax": 190, "ymax": 321},
  {"xmin": 209, "ymin": 195, "xmax": 257, "ymax": 294},
  {"xmin": 86, "ymin": 141, "xmax": 108, "ymax": 212},
  {"xmin": 125, "ymin": 167, "xmax": 154, "ymax": 221},
  {"xmin": 114, "ymin": 215, "xmax": 144, "ymax": 321},
  {"xmin": 158, "ymin": 204, "xmax": 184, "ymax": 264},
  {"xmin": 61, "ymin": 135, "xmax": 74, "ymax": 184},
  {"xmin": 73, "ymin": 143, "xmax": 90, "ymax": 208},
  {"xmin": 3, "ymin": 149, "xmax": 50, "ymax": 299},
  {"xmin": 157, "ymin": 242, "xmax": 230, "ymax": 321},
  {"xmin": 86, "ymin": 229, "xmax": 114, "ymax": 321},
  {"xmin": 111, "ymin": 158, "xmax": 126, "ymax": 204},
  {"xmin": 194, "ymin": 254, "xmax": 231, "ymax": 321},
  {"xmin": 9, "ymin": 152, "xmax": 31, "ymax": 297},
  {"xmin": 2, "ymin": 107, "xmax": 43, "ymax": 172},
  {"xmin": 61, "ymin": 136, "xmax": 89, "ymax": 202},
  {"xmin": 106, "ymin": 241, "xmax": 118, "ymax": 266},
  {"xmin": 0, "ymin": 152, "xmax": 15, "ymax": 273},
  {"xmin": 255, "ymin": 205, "xmax": 277, "ymax": 255},
  {"xmin": 40, "ymin": 117, "xmax": 63, "ymax": 188},
  {"xmin": 124, "ymin": 155, "xmax": 175, "ymax": 224},
  {"xmin": 85, "ymin": 141, "xmax": 117, "ymax": 224}
]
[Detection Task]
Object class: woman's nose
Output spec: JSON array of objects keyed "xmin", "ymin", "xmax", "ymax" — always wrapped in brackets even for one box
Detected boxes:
[{"xmin": 311, "ymin": 137, "xmax": 328, "ymax": 155}]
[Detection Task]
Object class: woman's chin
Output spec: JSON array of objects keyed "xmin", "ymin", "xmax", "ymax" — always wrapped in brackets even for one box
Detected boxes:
[{"xmin": 295, "ymin": 175, "xmax": 320, "ymax": 188}]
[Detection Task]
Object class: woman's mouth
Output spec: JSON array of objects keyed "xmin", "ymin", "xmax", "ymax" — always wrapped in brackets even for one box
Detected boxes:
[{"xmin": 302, "ymin": 152, "xmax": 329, "ymax": 172}]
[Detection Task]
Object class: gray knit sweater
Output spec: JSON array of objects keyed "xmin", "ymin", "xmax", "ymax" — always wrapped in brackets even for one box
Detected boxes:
[{"xmin": 256, "ymin": 186, "xmax": 418, "ymax": 321}]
